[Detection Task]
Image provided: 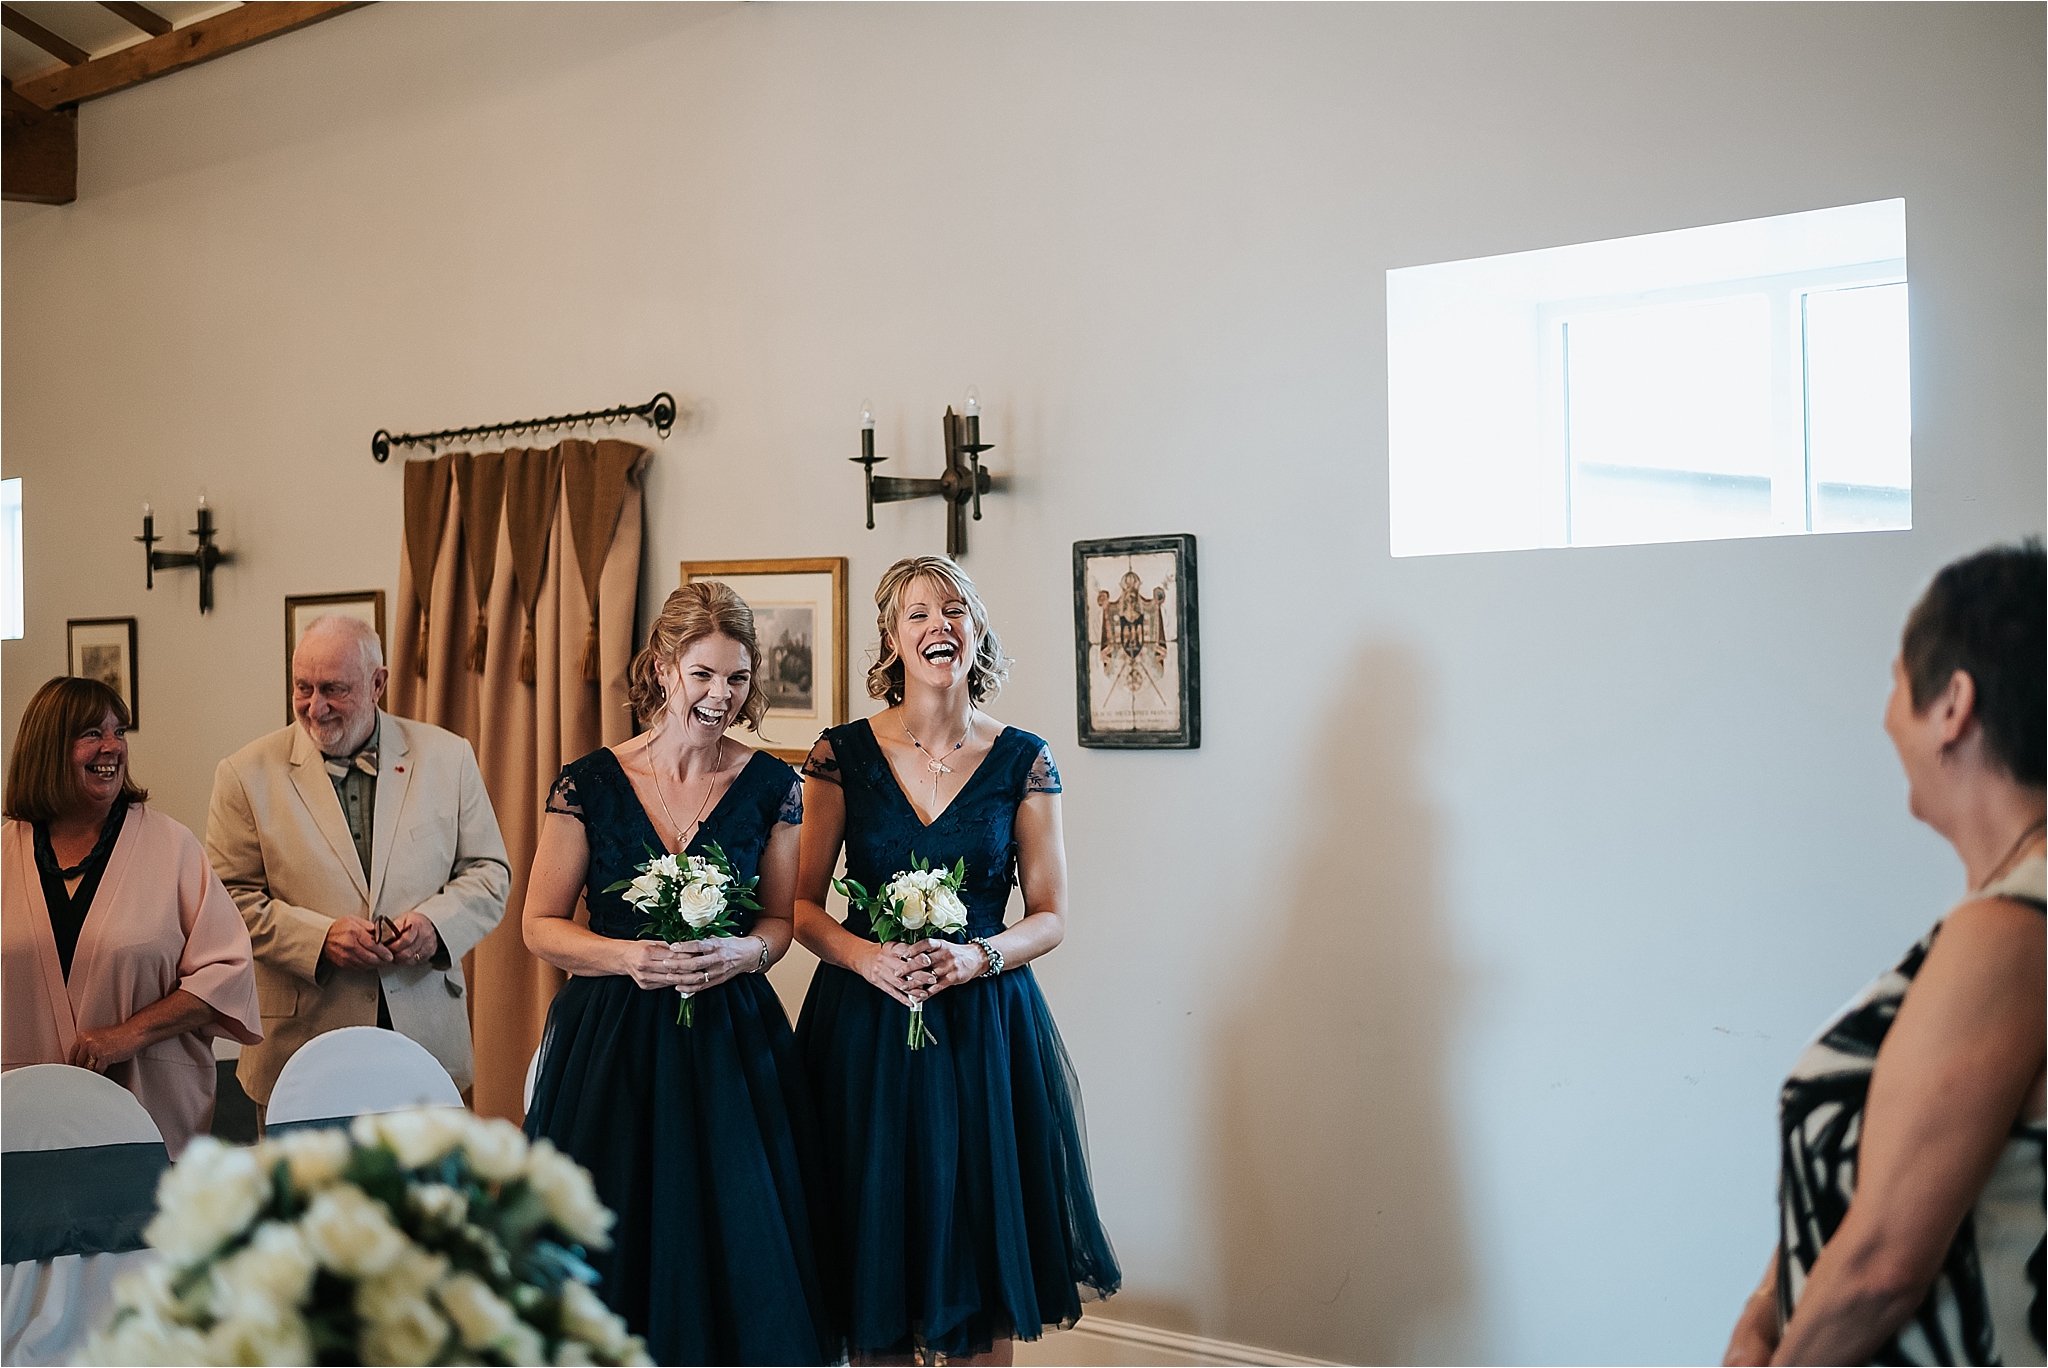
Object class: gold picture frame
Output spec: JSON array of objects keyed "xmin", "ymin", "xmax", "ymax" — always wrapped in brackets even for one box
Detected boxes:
[
  {"xmin": 284, "ymin": 591, "xmax": 387, "ymax": 724},
  {"xmin": 679, "ymin": 558, "xmax": 849, "ymax": 764}
]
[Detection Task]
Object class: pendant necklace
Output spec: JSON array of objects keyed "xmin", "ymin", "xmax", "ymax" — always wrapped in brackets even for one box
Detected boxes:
[
  {"xmin": 905, "ymin": 714, "xmax": 972, "ymax": 804},
  {"xmin": 1974, "ymin": 815, "xmax": 2047, "ymax": 894},
  {"xmin": 652, "ymin": 737, "xmax": 724, "ymax": 849}
]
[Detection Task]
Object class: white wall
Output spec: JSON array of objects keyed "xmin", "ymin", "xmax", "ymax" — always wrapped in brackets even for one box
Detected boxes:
[{"xmin": 4, "ymin": 5, "xmax": 2040, "ymax": 1362}]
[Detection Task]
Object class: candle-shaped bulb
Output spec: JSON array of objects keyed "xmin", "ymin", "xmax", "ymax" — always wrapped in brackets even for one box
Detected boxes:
[
  {"xmin": 859, "ymin": 399, "xmax": 875, "ymax": 431},
  {"xmin": 964, "ymin": 386, "xmax": 981, "ymax": 418},
  {"xmin": 142, "ymin": 501, "xmax": 152, "ymax": 518},
  {"xmin": 196, "ymin": 488, "xmax": 208, "ymax": 510}
]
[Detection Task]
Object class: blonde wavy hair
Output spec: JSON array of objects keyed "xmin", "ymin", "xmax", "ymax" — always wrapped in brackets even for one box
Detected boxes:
[
  {"xmin": 867, "ymin": 555, "xmax": 1010, "ymax": 707},
  {"xmin": 627, "ymin": 581, "xmax": 768, "ymax": 732}
]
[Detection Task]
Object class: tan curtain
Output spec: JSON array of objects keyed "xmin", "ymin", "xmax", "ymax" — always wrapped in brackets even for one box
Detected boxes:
[{"xmin": 388, "ymin": 439, "xmax": 648, "ymax": 1121}]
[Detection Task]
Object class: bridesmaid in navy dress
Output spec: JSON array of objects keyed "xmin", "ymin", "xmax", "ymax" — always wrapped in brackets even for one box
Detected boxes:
[
  {"xmin": 523, "ymin": 581, "xmax": 837, "ymax": 1366},
  {"xmin": 795, "ymin": 555, "xmax": 1120, "ymax": 1365}
]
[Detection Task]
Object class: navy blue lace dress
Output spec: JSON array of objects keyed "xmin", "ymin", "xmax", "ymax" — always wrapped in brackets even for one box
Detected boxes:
[
  {"xmin": 796, "ymin": 720, "xmax": 1121, "ymax": 1359},
  {"xmin": 524, "ymin": 747, "xmax": 839, "ymax": 1366}
]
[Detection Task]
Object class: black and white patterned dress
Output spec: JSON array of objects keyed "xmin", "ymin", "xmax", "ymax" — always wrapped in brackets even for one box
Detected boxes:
[{"xmin": 1778, "ymin": 856, "xmax": 2046, "ymax": 1365}]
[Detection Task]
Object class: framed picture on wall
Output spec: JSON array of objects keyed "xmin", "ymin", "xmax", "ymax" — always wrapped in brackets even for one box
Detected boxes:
[
  {"xmin": 284, "ymin": 591, "xmax": 387, "ymax": 724},
  {"xmin": 1073, "ymin": 534, "xmax": 1200, "ymax": 749},
  {"xmin": 680, "ymin": 558, "xmax": 848, "ymax": 764},
  {"xmin": 67, "ymin": 617, "xmax": 140, "ymax": 728}
]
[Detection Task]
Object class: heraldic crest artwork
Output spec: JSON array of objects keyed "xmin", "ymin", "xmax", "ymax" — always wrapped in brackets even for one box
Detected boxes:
[{"xmin": 1072, "ymin": 534, "xmax": 1200, "ymax": 749}]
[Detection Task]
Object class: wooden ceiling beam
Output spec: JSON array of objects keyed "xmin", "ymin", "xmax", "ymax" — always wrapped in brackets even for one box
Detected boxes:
[
  {"xmin": 3, "ymin": 78, "xmax": 77, "ymax": 204},
  {"xmin": 2, "ymin": 6, "xmax": 91, "ymax": 66},
  {"xmin": 12, "ymin": 1, "xmax": 366, "ymax": 111},
  {"xmin": 98, "ymin": 2, "xmax": 172, "ymax": 39}
]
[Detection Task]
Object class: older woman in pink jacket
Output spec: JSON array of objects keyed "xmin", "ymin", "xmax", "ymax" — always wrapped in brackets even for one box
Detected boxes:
[{"xmin": 1, "ymin": 677, "xmax": 260, "ymax": 1155}]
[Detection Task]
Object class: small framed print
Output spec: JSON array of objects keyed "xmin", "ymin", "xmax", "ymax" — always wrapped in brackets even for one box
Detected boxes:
[
  {"xmin": 680, "ymin": 558, "xmax": 849, "ymax": 764},
  {"xmin": 1073, "ymin": 534, "xmax": 1201, "ymax": 749},
  {"xmin": 67, "ymin": 617, "xmax": 140, "ymax": 728},
  {"xmin": 284, "ymin": 591, "xmax": 387, "ymax": 724}
]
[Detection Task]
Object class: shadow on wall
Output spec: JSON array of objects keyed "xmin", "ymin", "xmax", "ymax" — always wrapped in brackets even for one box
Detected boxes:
[{"xmin": 1211, "ymin": 642, "xmax": 1474, "ymax": 1365}]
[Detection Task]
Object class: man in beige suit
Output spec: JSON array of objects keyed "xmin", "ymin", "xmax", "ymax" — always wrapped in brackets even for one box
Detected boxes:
[{"xmin": 206, "ymin": 614, "xmax": 509, "ymax": 1118}]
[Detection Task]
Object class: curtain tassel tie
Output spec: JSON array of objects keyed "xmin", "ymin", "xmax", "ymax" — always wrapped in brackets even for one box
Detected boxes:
[
  {"xmin": 468, "ymin": 612, "xmax": 488, "ymax": 673},
  {"xmin": 582, "ymin": 615, "xmax": 601, "ymax": 682}
]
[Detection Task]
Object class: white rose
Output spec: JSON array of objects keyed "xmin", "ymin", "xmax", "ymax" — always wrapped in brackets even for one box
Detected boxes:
[
  {"xmin": 145, "ymin": 1135, "xmax": 266, "ymax": 1267},
  {"xmin": 554, "ymin": 1340, "xmax": 596, "ymax": 1367},
  {"xmin": 463, "ymin": 1117, "xmax": 530, "ymax": 1182},
  {"xmin": 299, "ymin": 1184, "xmax": 408, "ymax": 1278},
  {"xmin": 407, "ymin": 1182, "xmax": 468, "ymax": 1228},
  {"xmin": 693, "ymin": 858, "xmax": 730, "ymax": 887},
  {"xmin": 354, "ymin": 1107, "xmax": 469, "ymax": 1169},
  {"xmin": 623, "ymin": 872, "xmax": 665, "ymax": 909},
  {"xmin": 257, "ymin": 1127, "xmax": 353, "ymax": 1193},
  {"xmin": 619, "ymin": 1337, "xmax": 655, "ymax": 1366},
  {"xmin": 359, "ymin": 1294, "xmax": 452, "ymax": 1366},
  {"xmin": 558, "ymin": 1280, "xmax": 630, "ymax": 1357},
  {"xmin": 355, "ymin": 1244, "xmax": 449, "ymax": 1325},
  {"xmin": 506, "ymin": 1321, "xmax": 548, "ymax": 1365},
  {"xmin": 79, "ymin": 1309, "xmax": 210, "ymax": 1366},
  {"xmin": 649, "ymin": 854, "xmax": 681, "ymax": 879},
  {"xmin": 927, "ymin": 886, "xmax": 969, "ymax": 934},
  {"xmin": 675, "ymin": 881, "xmax": 725, "ymax": 930},
  {"xmin": 203, "ymin": 1306, "xmax": 314, "ymax": 1366},
  {"xmin": 435, "ymin": 1272, "xmax": 524, "ymax": 1351},
  {"xmin": 109, "ymin": 1260, "xmax": 182, "ymax": 1320},
  {"xmin": 523, "ymin": 1140, "xmax": 615, "ymax": 1247},
  {"xmin": 896, "ymin": 884, "xmax": 929, "ymax": 930},
  {"xmin": 208, "ymin": 1220, "xmax": 317, "ymax": 1321}
]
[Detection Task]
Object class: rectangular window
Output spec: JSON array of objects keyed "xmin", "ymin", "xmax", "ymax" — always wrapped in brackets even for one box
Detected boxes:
[
  {"xmin": 1, "ymin": 478, "xmax": 19, "ymax": 641},
  {"xmin": 1387, "ymin": 200, "xmax": 1909, "ymax": 557}
]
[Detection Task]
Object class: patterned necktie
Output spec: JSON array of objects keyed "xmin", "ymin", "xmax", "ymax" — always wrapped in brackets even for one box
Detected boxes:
[{"xmin": 323, "ymin": 744, "xmax": 378, "ymax": 782}]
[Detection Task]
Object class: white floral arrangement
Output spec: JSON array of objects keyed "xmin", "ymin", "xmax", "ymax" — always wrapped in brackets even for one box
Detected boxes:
[
  {"xmin": 833, "ymin": 854, "xmax": 970, "ymax": 1049},
  {"xmin": 79, "ymin": 1108, "xmax": 651, "ymax": 1367},
  {"xmin": 604, "ymin": 842, "xmax": 758, "ymax": 1025}
]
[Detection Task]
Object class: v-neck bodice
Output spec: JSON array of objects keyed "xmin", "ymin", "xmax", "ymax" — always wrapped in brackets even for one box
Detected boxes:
[
  {"xmin": 547, "ymin": 746, "xmax": 802, "ymax": 940},
  {"xmin": 814, "ymin": 719, "xmax": 1058, "ymax": 942}
]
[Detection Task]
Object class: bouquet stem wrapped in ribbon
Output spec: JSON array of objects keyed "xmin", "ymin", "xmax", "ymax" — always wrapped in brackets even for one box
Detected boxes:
[
  {"xmin": 834, "ymin": 854, "xmax": 970, "ymax": 1050},
  {"xmin": 604, "ymin": 842, "xmax": 759, "ymax": 1025}
]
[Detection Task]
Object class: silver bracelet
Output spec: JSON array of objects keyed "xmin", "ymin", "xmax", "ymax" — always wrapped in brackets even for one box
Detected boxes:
[
  {"xmin": 754, "ymin": 937, "xmax": 771, "ymax": 974},
  {"xmin": 969, "ymin": 936, "xmax": 1004, "ymax": 978}
]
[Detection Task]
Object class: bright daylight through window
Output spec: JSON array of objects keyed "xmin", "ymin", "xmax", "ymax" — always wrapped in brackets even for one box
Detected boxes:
[
  {"xmin": 1, "ymin": 478, "xmax": 20, "ymax": 640},
  {"xmin": 1386, "ymin": 199, "xmax": 1909, "ymax": 557}
]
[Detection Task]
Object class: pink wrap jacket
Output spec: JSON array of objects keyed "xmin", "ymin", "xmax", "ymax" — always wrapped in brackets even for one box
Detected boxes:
[{"xmin": 1, "ymin": 804, "xmax": 262, "ymax": 1155}]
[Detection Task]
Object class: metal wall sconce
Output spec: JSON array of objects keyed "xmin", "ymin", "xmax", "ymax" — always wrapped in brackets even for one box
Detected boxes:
[
  {"xmin": 851, "ymin": 389, "xmax": 998, "ymax": 558},
  {"xmin": 137, "ymin": 493, "xmax": 234, "ymax": 613}
]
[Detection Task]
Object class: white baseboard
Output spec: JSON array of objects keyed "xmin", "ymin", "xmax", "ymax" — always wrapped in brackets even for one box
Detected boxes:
[{"xmin": 1022, "ymin": 1315, "xmax": 1343, "ymax": 1367}]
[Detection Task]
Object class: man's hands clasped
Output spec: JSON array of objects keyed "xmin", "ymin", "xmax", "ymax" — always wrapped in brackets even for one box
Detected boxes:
[{"xmin": 322, "ymin": 911, "xmax": 442, "ymax": 971}]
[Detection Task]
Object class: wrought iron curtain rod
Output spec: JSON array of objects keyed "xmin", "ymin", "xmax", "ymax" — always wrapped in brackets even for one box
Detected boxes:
[{"xmin": 371, "ymin": 391, "xmax": 678, "ymax": 462}]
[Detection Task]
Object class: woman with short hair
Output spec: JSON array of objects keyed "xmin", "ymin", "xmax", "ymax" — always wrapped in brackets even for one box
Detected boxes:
[
  {"xmin": 0, "ymin": 676, "xmax": 261, "ymax": 1155},
  {"xmin": 1725, "ymin": 540, "xmax": 2045, "ymax": 1366},
  {"xmin": 523, "ymin": 580, "xmax": 837, "ymax": 1365},
  {"xmin": 795, "ymin": 555, "xmax": 1120, "ymax": 1365}
]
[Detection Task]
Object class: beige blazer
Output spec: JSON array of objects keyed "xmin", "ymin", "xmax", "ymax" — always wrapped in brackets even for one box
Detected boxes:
[
  {"xmin": 1, "ymin": 804, "xmax": 262, "ymax": 1155},
  {"xmin": 205, "ymin": 712, "xmax": 509, "ymax": 1105}
]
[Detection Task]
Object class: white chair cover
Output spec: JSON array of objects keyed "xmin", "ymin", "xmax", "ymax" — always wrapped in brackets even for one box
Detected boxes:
[
  {"xmin": 265, "ymin": 1026, "xmax": 463, "ymax": 1125},
  {"xmin": 523, "ymin": 1042, "xmax": 541, "ymax": 1113},
  {"xmin": 1, "ymin": 1065, "xmax": 164, "ymax": 1366}
]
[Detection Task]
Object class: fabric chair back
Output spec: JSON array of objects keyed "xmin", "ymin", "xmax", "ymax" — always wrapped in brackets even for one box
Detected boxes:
[
  {"xmin": 265, "ymin": 1026, "xmax": 463, "ymax": 1128},
  {"xmin": 1, "ymin": 1065, "xmax": 167, "ymax": 1367}
]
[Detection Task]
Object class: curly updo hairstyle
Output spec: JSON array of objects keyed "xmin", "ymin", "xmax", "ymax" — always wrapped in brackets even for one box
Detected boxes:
[
  {"xmin": 1900, "ymin": 537, "xmax": 2045, "ymax": 787},
  {"xmin": 627, "ymin": 581, "xmax": 768, "ymax": 733},
  {"xmin": 867, "ymin": 555, "xmax": 1010, "ymax": 707}
]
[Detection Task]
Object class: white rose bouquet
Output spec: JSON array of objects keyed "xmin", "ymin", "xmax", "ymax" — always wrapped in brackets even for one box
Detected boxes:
[
  {"xmin": 833, "ymin": 853, "xmax": 970, "ymax": 1050},
  {"xmin": 78, "ymin": 1108, "xmax": 649, "ymax": 1367},
  {"xmin": 603, "ymin": 841, "xmax": 759, "ymax": 1025}
]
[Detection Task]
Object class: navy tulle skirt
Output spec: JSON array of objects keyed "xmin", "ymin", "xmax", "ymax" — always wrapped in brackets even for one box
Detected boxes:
[
  {"xmin": 525, "ymin": 971, "xmax": 841, "ymax": 1366},
  {"xmin": 797, "ymin": 962, "xmax": 1122, "ymax": 1359}
]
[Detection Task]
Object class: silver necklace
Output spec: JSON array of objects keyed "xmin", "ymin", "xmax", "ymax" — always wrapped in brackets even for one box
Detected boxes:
[
  {"xmin": 652, "ymin": 737, "xmax": 724, "ymax": 848},
  {"xmin": 904, "ymin": 714, "xmax": 971, "ymax": 777}
]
